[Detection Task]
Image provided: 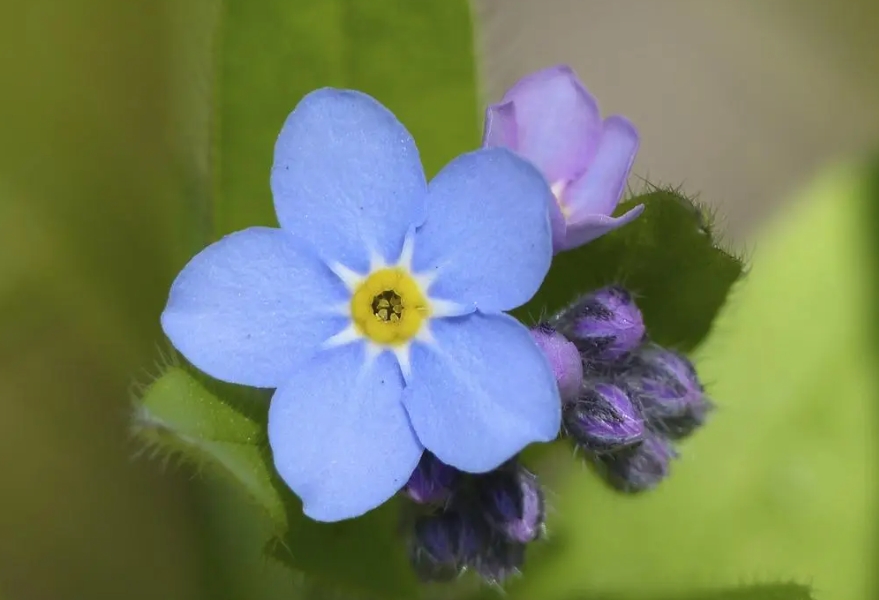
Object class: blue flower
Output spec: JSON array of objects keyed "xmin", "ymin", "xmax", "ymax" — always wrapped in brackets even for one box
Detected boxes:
[{"xmin": 161, "ymin": 89, "xmax": 562, "ymax": 522}]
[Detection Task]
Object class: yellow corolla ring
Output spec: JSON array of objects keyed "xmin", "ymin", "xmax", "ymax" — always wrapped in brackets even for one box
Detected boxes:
[{"xmin": 350, "ymin": 267, "xmax": 431, "ymax": 346}]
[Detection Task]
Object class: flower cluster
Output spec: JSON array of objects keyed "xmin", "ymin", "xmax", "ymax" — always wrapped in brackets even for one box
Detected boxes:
[
  {"xmin": 545, "ymin": 286, "xmax": 713, "ymax": 492},
  {"xmin": 158, "ymin": 62, "xmax": 714, "ymax": 586}
]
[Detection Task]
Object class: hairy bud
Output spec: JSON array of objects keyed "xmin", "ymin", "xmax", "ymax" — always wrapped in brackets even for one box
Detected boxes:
[
  {"xmin": 410, "ymin": 510, "xmax": 485, "ymax": 581},
  {"xmin": 595, "ymin": 433, "xmax": 676, "ymax": 492},
  {"xmin": 403, "ymin": 452, "xmax": 460, "ymax": 505},
  {"xmin": 529, "ymin": 324, "xmax": 583, "ymax": 403},
  {"xmin": 624, "ymin": 344, "xmax": 713, "ymax": 439},
  {"xmin": 564, "ymin": 382, "xmax": 645, "ymax": 453},
  {"xmin": 474, "ymin": 538, "xmax": 526, "ymax": 583},
  {"xmin": 555, "ymin": 286, "xmax": 645, "ymax": 362},
  {"xmin": 477, "ymin": 464, "xmax": 545, "ymax": 543}
]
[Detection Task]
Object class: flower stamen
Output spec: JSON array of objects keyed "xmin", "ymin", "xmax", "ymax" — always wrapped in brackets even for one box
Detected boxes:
[
  {"xmin": 372, "ymin": 290, "xmax": 404, "ymax": 322},
  {"xmin": 351, "ymin": 267, "xmax": 431, "ymax": 346}
]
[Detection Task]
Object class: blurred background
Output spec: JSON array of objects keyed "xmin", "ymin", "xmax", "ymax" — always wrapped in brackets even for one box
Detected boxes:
[
  {"xmin": 0, "ymin": 1, "xmax": 876, "ymax": 599},
  {"xmin": 474, "ymin": 0, "xmax": 879, "ymax": 242}
]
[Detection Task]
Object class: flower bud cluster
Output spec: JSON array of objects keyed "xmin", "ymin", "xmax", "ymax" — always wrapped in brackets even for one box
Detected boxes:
[
  {"xmin": 404, "ymin": 454, "xmax": 545, "ymax": 584},
  {"xmin": 539, "ymin": 285, "xmax": 713, "ymax": 492},
  {"xmin": 400, "ymin": 285, "xmax": 713, "ymax": 584}
]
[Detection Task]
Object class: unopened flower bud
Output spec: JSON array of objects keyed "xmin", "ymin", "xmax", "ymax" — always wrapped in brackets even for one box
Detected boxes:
[
  {"xmin": 410, "ymin": 510, "xmax": 485, "ymax": 581},
  {"xmin": 624, "ymin": 344, "xmax": 713, "ymax": 439},
  {"xmin": 474, "ymin": 538, "xmax": 526, "ymax": 583},
  {"xmin": 595, "ymin": 432, "xmax": 676, "ymax": 492},
  {"xmin": 477, "ymin": 465, "xmax": 545, "ymax": 543},
  {"xmin": 403, "ymin": 452, "xmax": 460, "ymax": 505},
  {"xmin": 564, "ymin": 382, "xmax": 645, "ymax": 453},
  {"xmin": 555, "ymin": 286, "xmax": 645, "ymax": 362},
  {"xmin": 529, "ymin": 324, "xmax": 583, "ymax": 403}
]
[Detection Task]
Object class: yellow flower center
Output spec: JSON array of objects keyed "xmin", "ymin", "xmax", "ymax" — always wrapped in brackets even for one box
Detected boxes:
[{"xmin": 350, "ymin": 267, "xmax": 431, "ymax": 346}]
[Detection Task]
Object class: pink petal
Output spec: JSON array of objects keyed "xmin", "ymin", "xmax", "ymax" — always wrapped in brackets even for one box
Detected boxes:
[
  {"xmin": 499, "ymin": 65, "xmax": 602, "ymax": 184},
  {"xmin": 564, "ymin": 115, "xmax": 639, "ymax": 219},
  {"xmin": 561, "ymin": 204, "xmax": 644, "ymax": 251}
]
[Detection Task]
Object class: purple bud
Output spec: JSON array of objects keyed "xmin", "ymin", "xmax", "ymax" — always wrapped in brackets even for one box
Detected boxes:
[
  {"xmin": 474, "ymin": 539, "xmax": 526, "ymax": 583},
  {"xmin": 556, "ymin": 286, "xmax": 645, "ymax": 362},
  {"xmin": 595, "ymin": 433, "xmax": 676, "ymax": 492},
  {"xmin": 529, "ymin": 324, "xmax": 583, "ymax": 403},
  {"xmin": 624, "ymin": 344, "xmax": 713, "ymax": 439},
  {"xmin": 410, "ymin": 511, "xmax": 486, "ymax": 581},
  {"xmin": 477, "ymin": 465, "xmax": 545, "ymax": 543},
  {"xmin": 403, "ymin": 452, "xmax": 461, "ymax": 504},
  {"xmin": 412, "ymin": 514, "xmax": 458, "ymax": 565},
  {"xmin": 564, "ymin": 382, "xmax": 645, "ymax": 453}
]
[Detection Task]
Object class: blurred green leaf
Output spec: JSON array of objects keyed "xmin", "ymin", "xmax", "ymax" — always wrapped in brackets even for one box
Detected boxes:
[
  {"xmin": 668, "ymin": 583, "xmax": 814, "ymax": 600},
  {"xmin": 517, "ymin": 188, "xmax": 744, "ymax": 351},
  {"xmin": 213, "ymin": 0, "xmax": 480, "ymax": 237},
  {"xmin": 502, "ymin": 164, "xmax": 876, "ymax": 600},
  {"xmin": 505, "ymin": 582, "xmax": 815, "ymax": 600}
]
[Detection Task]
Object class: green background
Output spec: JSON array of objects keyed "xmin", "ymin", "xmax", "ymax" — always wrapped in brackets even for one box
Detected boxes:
[{"xmin": 0, "ymin": 1, "xmax": 875, "ymax": 599}]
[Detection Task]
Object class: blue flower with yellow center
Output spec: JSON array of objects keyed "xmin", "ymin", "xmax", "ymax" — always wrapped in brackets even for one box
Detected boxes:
[{"xmin": 161, "ymin": 89, "xmax": 562, "ymax": 522}]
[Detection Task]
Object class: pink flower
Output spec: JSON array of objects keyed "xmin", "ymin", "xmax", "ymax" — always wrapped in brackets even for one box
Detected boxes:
[{"xmin": 483, "ymin": 65, "xmax": 643, "ymax": 253}]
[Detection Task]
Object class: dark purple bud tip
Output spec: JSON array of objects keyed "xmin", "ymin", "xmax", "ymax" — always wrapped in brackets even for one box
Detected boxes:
[
  {"xmin": 564, "ymin": 382, "xmax": 645, "ymax": 453},
  {"xmin": 556, "ymin": 286, "xmax": 646, "ymax": 362},
  {"xmin": 529, "ymin": 324, "xmax": 583, "ymax": 403},
  {"xmin": 477, "ymin": 465, "xmax": 545, "ymax": 544},
  {"xmin": 624, "ymin": 344, "xmax": 713, "ymax": 439},
  {"xmin": 410, "ymin": 511, "xmax": 487, "ymax": 581},
  {"xmin": 409, "ymin": 548, "xmax": 460, "ymax": 583},
  {"xmin": 595, "ymin": 433, "xmax": 677, "ymax": 493},
  {"xmin": 403, "ymin": 452, "xmax": 461, "ymax": 505},
  {"xmin": 474, "ymin": 538, "xmax": 526, "ymax": 584}
]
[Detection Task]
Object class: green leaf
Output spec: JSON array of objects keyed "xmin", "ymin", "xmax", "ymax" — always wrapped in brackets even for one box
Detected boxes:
[
  {"xmin": 517, "ymin": 187, "xmax": 744, "ymax": 351},
  {"xmin": 213, "ymin": 0, "xmax": 480, "ymax": 237},
  {"xmin": 133, "ymin": 365, "xmax": 286, "ymax": 528},
  {"xmin": 133, "ymin": 363, "xmax": 420, "ymax": 599},
  {"xmin": 267, "ymin": 498, "xmax": 418, "ymax": 599},
  {"xmin": 500, "ymin": 162, "xmax": 876, "ymax": 600}
]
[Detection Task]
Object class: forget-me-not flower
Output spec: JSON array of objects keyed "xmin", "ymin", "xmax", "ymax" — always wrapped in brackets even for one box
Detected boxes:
[
  {"xmin": 482, "ymin": 65, "xmax": 643, "ymax": 253},
  {"xmin": 161, "ymin": 89, "xmax": 562, "ymax": 522}
]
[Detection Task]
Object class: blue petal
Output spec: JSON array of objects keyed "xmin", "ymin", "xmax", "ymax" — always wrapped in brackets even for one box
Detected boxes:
[
  {"xmin": 268, "ymin": 344, "xmax": 424, "ymax": 522},
  {"xmin": 161, "ymin": 227, "xmax": 349, "ymax": 388},
  {"xmin": 412, "ymin": 148, "xmax": 553, "ymax": 312},
  {"xmin": 271, "ymin": 89, "xmax": 427, "ymax": 271},
  {"xmin": 403, "ymin": 312, "xmax": 561, "ymax": 473}
]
